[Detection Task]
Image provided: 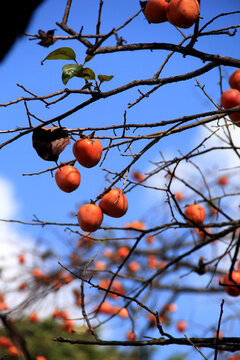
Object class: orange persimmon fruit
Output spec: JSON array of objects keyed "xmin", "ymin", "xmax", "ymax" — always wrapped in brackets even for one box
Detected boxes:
[
  {"xmin": 223, "ymin": 272, "xmax": 240, "ymax": 297},
  {"xmin": 55, "ymin": 165, "xmax": 80, "ymax": 193},
  {"xmin": 131, "ymin": 170, "xmax": 146, "ymax": 182},
  {"xmin": 18, "ymin": 254, "xmax": 26, "ymax": 264},
  {"xmin": 0, "ymin": 336, "xmax": 12, "ymax": 348},
  {"xmin": 184, "ymin": 204, "xmax": 205, "ymax": 225},
  {"xmin": 8, "ymin": 345, "xmax": 20, "ymax": 357},
  {"xmin": 167, "ymin": 0, "xmax": 200, "ymax": 29},
  {"xmin": 126, "ymin": 330, "xmax": 135, "ymax": 341},
  {"xmin": 128, "ymin": 261, "xmax": 140, "ymax": 272},
  {"xmin": 177, "ymin": 320, "xmax": 187, "ymax": 332},
  {"xmin": 175, "ymin": 192, "xmax": 184, "ymax": 201},
  {"xmin": 229, "ymin": 69, "xmax": 240, "ymax": 91},
  {"xmin": 77, "ymin": 204, "xmax": 103, "ymax": 232},
  {"xmin": 29, "ymin": 312, "xmax": 38, "ymax": 323},
  {"xmin": 218, "ymin": 176, "xmax": 229, "ymax": 186},
  {"xmin": 99, "ymin": 188, "xmax": 128, "ymax": 218},
  {"xmin": 73, "ymin": 138, "xmax": 103, "ymax": 168},
  {"xmin": 221, "ymin": 89, "xmax": 240, "ymax": 125},
  {"xmin": 125, "ymin": 220, "xmax": 145, "ymax": 231},
  {"xmin": 143, "ymin": 0, "xmax": 169, "ymax": 23}
]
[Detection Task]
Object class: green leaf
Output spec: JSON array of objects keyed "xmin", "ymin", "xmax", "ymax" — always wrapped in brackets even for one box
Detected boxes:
[
  {"xmin": 98, "ymin": 74, "xmax": 114, "ymax": 83},
  {"xmin": 77, "ymin": 67, "xmax": 95, "ymax": 80},
  {"xmin": 84, "ymin": 55, "xmax": 94, "ymax": 63},
  {"xmin": 41, "ymin": 47, "xmax": 76, "ymax": 65},
  {"xmin": 62, "ymin": 64, "xmax": 83, "ymax": 85}
]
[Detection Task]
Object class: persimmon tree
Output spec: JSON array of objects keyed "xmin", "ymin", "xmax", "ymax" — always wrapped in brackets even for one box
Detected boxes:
[{"xmin": 0, "ymin": 1, "xmax": 240, "ymax": 360}]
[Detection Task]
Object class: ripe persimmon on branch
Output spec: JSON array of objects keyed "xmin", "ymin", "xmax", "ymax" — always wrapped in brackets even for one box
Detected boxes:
[{"xmin": 1, "ymin": 1, "xmax": 240, "ymax": 360}]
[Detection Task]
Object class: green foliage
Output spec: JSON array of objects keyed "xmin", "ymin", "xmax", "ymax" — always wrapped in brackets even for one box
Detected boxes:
[
  {"xmin": 0, "ymin": 318, "xmax": 138, "ymax": 360},
  {"xmin": 84, "ymin": 55, "xmax": 94, "ymax": 63},
  {"xmin": 41, "ymin": 47, "xmax": 76, "ymax": 65},
  {"xmin": 77, "ymin": 67, "xmax": 95, "ymax": 80},
  {"xmin": 62, "ymin": 64, "xmax": 83, "ymax": 85},
  {"xmin": 98, "ymin": 74, "xmax": 114, "ymax": 83},
  {"xmin": 41, "ymin": 47, "xmax": 113, "ymax": 86}
]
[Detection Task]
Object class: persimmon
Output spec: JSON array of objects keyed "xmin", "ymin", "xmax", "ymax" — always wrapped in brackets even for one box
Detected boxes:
[
  {"xmin": 103, "ymin": 247, "xmax": 113, "ymax": 258},
  {"xmin": 73, "ymin": 138, "xmax": 103, "ymax": 168},
  {"xmin": 0, "ymin": 302, "xmax": 8, "ymax": 310},
  {"xmin": 0, "ymin": 336, "xmax": 12, "ymax": 348},
  {"xmin": 126, "ymin": 330, "xmax": 135, "ymax": 341},
  {"xmin": 125, "ymin": 220, "xmax": 145, "ymax": 231},
  {"xmin": 18, "ymin": 282, "xmax": 27, "ymax": 291},
  {"xmin": 128, "ymin": 261, "xmax": 140, "ymax": 272},
  {"xmin": 116, "ymin": 246, "xmax": 130, "ymax": 259},
  {"xmin": 148, "ymin": 254, "xmax": 157, "ymax": 269},
  {"xmin": 228, "ymin": 355, "xmax": 240, "ymax": 360},
  {"xmin": 118, "ymin": 307, "xmax": 129, "ymax": 318},
  {"xmin": 61, "ymin": 319, "xmax": 75, "ymax": 333},
  {"xmin": 29, "ymin": 312, "xmax": 38, "ymax": 323},
  {"xmin": 184, "ymin": 204, "xmax": 205, "ymax": 225},
  {"xmin": 175, "ymin": 192, "xmax": 184, "ymax": 201},
  {"xmin": 143, "ymin": 0, "xmax": 169, "ymax": 23},
  {"xmin": 77, "ymin": 204, "xmax": 103, "ymax": 232},
  {"xmin": 76, "ymin": 297, "xmax": 82, "ymax": 307},
  {"xmin": 229, "ymin": 69, "xmax": 240, "ymax": 91},
  {"xmin": 32, "ymin": 268, "xmax": 44, "ymax": 279},
  {"xmin": 166, "ymin": 303, "xmax": 178, "ymax": 312},
  {"xmin": 73, "ymin": 289, "xmax": 80, "ymax": 298},
  {"xmin": 218, "ymin": 176, "xmax": 229, "ymax": 186},
  {"xmin": 99, "ymin": 279, "xmax": 125, "ymax": 298},
  {"xmin": 167, "ymin": 0, "xmax": 200, "ymax": 29},
  {"xmin": 229, "ymin": 355, "xmax": 240, "ymax": 360},
  {"xmin": 55, "ymin": 165, "xmax": 80, "ymax": 193},
  {"xmin": 211, "ymin": 207, "xmax": 218, "ymax": 215},
  {"xmin": 148, "ymin": 313, "xmax": 164, "ymax": 328},
  {"xmin": 58, "ymin": 310, "xmax": 69, "ymax": 320},
  {"xmin": 214, "ymin": 331, "xmax": 224, "ymax": 338},
  {"xmin": 52, "ymin": 309, "xmax": 61, "ymax": 318},
  {"xmin": 70, "ymin": 252, "xmax": 78, "ymax": 263},
  {"xmin": 98, "ymin": 301, "xmax": 113, "ymax": 314},
  {"xmin": 99, "ymin": 188, "xmax": 128, "ymax": 218},
  {"xmin": 36, "ymin": 356, "xmax": 47, "ymax": 360},
  {"xmin": 18, "ymin": 254, "xmax": 26, "ymax": 264},
  {"xmin": 223, "ymin": 272, "xmax": 240, "ymax": 297},
  {"xmin": 99, "ymin": 278, "xmax": 110, "ymax": 289},
  {"xmin": 131, "ymin": 170, "xmax": 146, "ymax": 182},
  {"xmin": 158, "ymin": 260, "xmax": 166, "ymax": 269},
  {"xmin": 194, "ymin": 227, "xmax": 211, "ymax": 242},
  {"xmin": 110, "ymin": 280, "xmax": 124, "ymax": 297},
  {"xmin": 95, "ymin": 260, "xmax": 106, "ymax": 270},
  {"xmin": 177, "ymin": 320, "xmax": 187, "ymax": 332},
  {"xmin": 60, "ymin": 273, "xmax": 73, "ymax": 284},
  {"xmin": 8, "ymin": 345, "xmax": 20, "ymax": 357},
  {"xmin": 221, "ymin": 89, "xmax": 240, "ymax": 124},
  {"xmin": 146, "ymin": 235, "xmax": 155, "ymax": 244}
]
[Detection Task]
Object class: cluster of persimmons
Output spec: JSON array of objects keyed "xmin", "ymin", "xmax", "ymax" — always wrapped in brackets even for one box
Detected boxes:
[
  {"xmin": 0, "ymin": 331, "xmax": 46, "ymax": 360},
  {"xmin": 221, "ymin": 69, "xmax": 240, "ymax": 125},
  {"xmin": 55, "ymin": 137, "xmax": 129, "ymax": 233},
  {"xmin": 143, "ymin": 0, "xmax": 200, "ymax": 28}
]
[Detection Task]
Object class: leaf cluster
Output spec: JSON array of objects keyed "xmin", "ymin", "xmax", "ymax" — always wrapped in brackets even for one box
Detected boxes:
[{"xmin": 42, "ymin": 47, "xmax": 113, "ymax": 87}]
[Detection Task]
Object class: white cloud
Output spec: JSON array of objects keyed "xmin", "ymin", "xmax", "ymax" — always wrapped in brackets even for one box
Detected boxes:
[
  {"xmin": 146, "ymin": 119, "xmax": 240, "ymax": 202},
  {"xmin": 0, "ymin": 176, "xmax": 19, "ymax": 218}
]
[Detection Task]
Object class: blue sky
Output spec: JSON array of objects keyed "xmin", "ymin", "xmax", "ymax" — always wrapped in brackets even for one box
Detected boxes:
[{"xmin": 0, "ymin": 1, "xmax": 240, "ymax": 359}]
